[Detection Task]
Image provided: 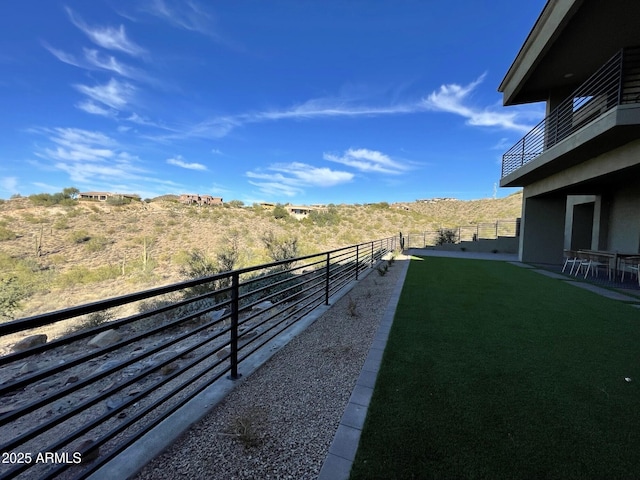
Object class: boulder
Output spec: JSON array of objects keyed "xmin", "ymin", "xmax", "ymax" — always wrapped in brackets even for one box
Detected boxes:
[
  {"xmin": 252, "ymin": 301, "xmax": 273, "ymax": 312},
  {"xmin": 216, "ymin": 346, "xmax": 231, "ymax": 359},
  {"xmin": 19, "ymin": 362, "xmax": 37, "ymax": 375},
  {"xmin": 12, "ymin": 334, "xmax": 47, "ymax": 353},
  {"xmin": 88, "ymin": 330, "xmax": 122, "ymax": 349}
]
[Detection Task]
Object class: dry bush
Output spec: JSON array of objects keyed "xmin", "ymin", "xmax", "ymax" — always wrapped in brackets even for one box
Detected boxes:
[{"xmin": 0, "ymin": 193, "xmax": 522, "ymax": 317}]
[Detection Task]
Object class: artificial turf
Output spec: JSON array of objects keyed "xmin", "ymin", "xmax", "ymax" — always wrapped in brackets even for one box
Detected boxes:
[{"xmin": 350, "ymin": 256, "xmax": 640, "ymax": 480}]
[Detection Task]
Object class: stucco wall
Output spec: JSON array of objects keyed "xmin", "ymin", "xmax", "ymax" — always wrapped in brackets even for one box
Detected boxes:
[
  {"xmin": 519, "ymin": 195, "xmax": 566, "ymax": 264},
  {"xmin": 607, "ymin": 185, "xmax": 640, "ymax": 253}
]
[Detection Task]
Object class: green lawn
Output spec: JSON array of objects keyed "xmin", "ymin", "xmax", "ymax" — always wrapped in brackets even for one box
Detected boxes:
[{"xmin": 350, "ymin": 257, "xmax": 640, "ymax": 480}]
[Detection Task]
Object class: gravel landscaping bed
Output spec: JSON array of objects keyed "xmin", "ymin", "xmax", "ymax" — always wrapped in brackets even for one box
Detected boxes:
[{"xmin": 134, "ymin": 254, "xmax": 408, "ymax": 480}]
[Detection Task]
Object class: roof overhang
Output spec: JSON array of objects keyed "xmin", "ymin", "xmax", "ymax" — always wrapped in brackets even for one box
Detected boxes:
[{"xmin": 499, "ymin": 0, "xmax": 640, "ymax": 105}]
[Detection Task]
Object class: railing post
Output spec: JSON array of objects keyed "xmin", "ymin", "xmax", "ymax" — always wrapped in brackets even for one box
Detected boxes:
[
  {"xmin": 325, "ymin": 252, "xmax": 330, "ymax": 305},
  {"xmin": 355, "ymin": 245, "xmax": 360, "ymax": 280},
  {"xmin": 371, "ymin": 242, "xmax": 374, "ymax": 268},
  {"xmin": 228, "ymin": 272, "xmax": 241, "ymax": 380},
  {"xmin": 617, "ymin": 48, "xmax": 625, "ymax": 105}
]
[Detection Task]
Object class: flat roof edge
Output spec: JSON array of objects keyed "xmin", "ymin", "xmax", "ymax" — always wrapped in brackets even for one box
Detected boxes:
[{"xmin": 499, "ymin": 0, "xmax": 583, "ymax": 105}]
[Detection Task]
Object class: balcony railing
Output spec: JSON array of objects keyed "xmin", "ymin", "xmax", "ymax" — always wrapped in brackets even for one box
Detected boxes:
[
  {"xmin": 0, "ymin": 237, "xmax": 395, "ymax": 479},
  {"xmin": 502, "ymin": 46, "xmax": 640, "ymax": 178}
]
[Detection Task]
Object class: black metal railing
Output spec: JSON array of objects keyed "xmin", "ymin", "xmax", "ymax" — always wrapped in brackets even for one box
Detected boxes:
[
  {"xmin": 402, "ymin": 219, "xmax": 520, "ymax": 249},
  {"xmin": 0, "ymin": 237, "xmax": 396, "ymax": 479},
  {"xmin": 502, "ymin": 46, "xmax": 640, "ymax": 178}
]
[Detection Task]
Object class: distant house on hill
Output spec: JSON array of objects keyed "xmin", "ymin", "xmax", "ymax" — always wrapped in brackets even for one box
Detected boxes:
[
  {"xmin": 78, "ymin": 191, "xmax": 140, "ymax": 202},
  {"xmin": 416, "ymin": 197, "xmax": 456, "ymax": 203},
  {"xmin": 178, "ymin": 194, "xmax": 223, "ymax": 206},
  {"xmin": 286, "ymin": 205, "xmax": 328, "ymax": 220}
]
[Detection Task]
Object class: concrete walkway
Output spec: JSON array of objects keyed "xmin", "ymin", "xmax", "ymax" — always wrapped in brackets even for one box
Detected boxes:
[{"xmin": 319, "ymin": 248, "xmax": 640, "ymax": 479}]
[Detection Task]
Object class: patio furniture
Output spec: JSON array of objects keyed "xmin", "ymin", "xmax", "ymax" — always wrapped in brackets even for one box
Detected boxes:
[
  {"xmin": 562, "ymin": 250, "xmax": 582, "ymax": 275},
  {"xmin": 620, "ymin": 256, "xmax": 640, "ymax": 286},
  {"xmin": 575, "ymin": 250, "xmax": 614, "ymax": 280}
]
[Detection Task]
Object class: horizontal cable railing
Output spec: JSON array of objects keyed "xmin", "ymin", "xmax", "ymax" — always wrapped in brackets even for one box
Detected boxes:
[
  {"xmin": 502, "ymin": 46, "xmax": 640, "ymax": 178},
  {"xmin": 402, "ymin": 219, "xmax": 520, "ymax": 249},
  {"xmin": 0, "ymin": 237, "xmax": 396, "ymax": 479}
]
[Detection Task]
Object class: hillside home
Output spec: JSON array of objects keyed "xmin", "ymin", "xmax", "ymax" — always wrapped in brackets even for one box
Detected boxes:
[
  {"xmin": 498, "ymin": 0, "xmax": 640, "ymax": 264},
  {"xmin": 79, "ymin": 192, "xmax": 140, "ymax": 202},
  {"xmin": 178, "ymin": 194, "xmax": 223, "ymax": 206},
  {"xmin": 286, "ymin": 205, "xmax": 328, "ymax": 220}
]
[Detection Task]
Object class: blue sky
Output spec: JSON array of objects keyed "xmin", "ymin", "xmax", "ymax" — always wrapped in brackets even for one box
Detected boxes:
[{"xmin": 0, "ymin": 0, "xmax": 547, "ymax": 204}]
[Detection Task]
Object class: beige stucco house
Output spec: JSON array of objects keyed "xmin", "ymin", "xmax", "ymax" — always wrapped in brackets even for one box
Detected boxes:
[{"xmin": 498, "ymin": 0, "xmax": 640, "ymax": 264}]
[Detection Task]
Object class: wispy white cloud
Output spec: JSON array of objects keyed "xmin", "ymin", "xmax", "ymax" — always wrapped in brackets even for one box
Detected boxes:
[
  {"xmin": 33, "ymin": 127, "xmax": 144, "ymax": 183},
  {"xmin": 26, "ymin": 128, "xmax": 185, "ymax": 199},
  {"xmin": 43, "ymin": 128, "xmax": 116, "ymax": 163},
  {"xmin": 160, "ymin": 96, "xmax": 424, "ymax": 142},
  {"xmin": 247, "ymin": 162, "xmax": 353, "ymax": 197},
  {"xmin": 253, "ymin": 97, "xmax": 419, "ymax": 121},
  {"xmin": 323, "ymin": 148, "xmax": 409, "ymax": 175},
  {"xmin": 74, "ymin": 78, "xmax": 135, "ymax": 111},
  {"xmin": 82, "ymin": 48, "xmax": 140, "ymax": 77},
  {"xmin": 166, "ymin": 155, "xmax": 208, "ymax": 171},
  {"xmin": 145, "ymin": 0, "xmax": 217, "ymax": 37},
  {"xmin": 422, "ymin": 74, "xmax": 534, "ymax": 133},
  {"xmin": 0, "ymin": 177, "xmax": 19, "ymax": 194},
  {"xmin": 44, "ymin": 43, "xmax": 143, "ymax": 81},
  {"xmin": 76, "ymin": 100, "xmax": 114, "ymax": 117},
  {"xmin": 492, "ymin": 137, "xmax": 513, "ymax": 151},
  {"xmin": 66, "ymin": 7, "xmax": 147, "ymax": 57},
  {"xmin": 43, "ymin": 43, "xmax": 84, "ymax": 68}
]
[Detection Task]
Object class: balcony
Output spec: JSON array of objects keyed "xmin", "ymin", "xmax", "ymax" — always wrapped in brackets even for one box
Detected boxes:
[{"xmin": 501, "ymin": 47, "xmax": 640, "ymax": 187}]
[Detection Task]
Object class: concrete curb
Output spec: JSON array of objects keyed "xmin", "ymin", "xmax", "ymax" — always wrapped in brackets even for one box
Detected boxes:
[{"xmin": 318, "ymin": 256, "xmax": 411, "ymax": 480}]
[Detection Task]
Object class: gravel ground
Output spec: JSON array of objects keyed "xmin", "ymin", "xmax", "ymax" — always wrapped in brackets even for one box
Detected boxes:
[{"xmin": 134, "ymin": 255, "xmax": 407, "ymax": 480}]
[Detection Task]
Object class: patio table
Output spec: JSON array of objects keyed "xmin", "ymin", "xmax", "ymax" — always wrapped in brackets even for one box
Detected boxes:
[{"xmin": 578, "ymin": 250, "xmax": 640, "ymax": 279}]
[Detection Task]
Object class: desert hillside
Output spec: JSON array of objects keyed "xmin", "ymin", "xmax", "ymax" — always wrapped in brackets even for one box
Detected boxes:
[{"xmin": 0, "ymin": 192, "xmax": 522, "ymax": 318}]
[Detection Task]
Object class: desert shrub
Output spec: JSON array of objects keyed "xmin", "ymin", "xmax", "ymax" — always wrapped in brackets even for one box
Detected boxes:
[
  {"xmin": 0, "ymin": 226, "xmax": 17, "ymax": 241},
  {"xmin": 106, "ymin": 196, "xmax": 134, "ymax": 206},
  {"xmin": 85, "ymin": 236, "xmax": 111, "ymax": 252},
  {"xmin": 28, "ymin": 187, "xmax": 78, "ymax": 207},
  {"xmin": 303, "ymin": 207, "xmax": 340, "ymax": 227},
  {"xmin": 272, "ymin": 204, "xmax": 289, "ymax": 220},
  {"xmin": 0, "ymin": 277, "xmax": 29, "ymax": 320},
  {"xmin": 261, "ymin": 232, "xmax": 299, "ymax": 269},
  {"xmin": 368, "ymin": 202, "xmax": 390, "ymax": 210},
  {"xmin": 65, "ymin": 208, "xmax": 82, "ymax": 218},
  {"xmin": 179, "ymin": 242, "xmax": 239, "ymax": 299},
  {"xmin": 179, "ymin": 249, "xmax": 222, "ymax": 298},
  {"xmin": 53, "ymin": 216, "xmax": 69, "ymax": 230},
  {"xmin": 56, "ymin": 265, "xmax": 120, "ymax": 287},
  {"xmin": 70, "ymin": 229, "xmax": 91, "ymax": 243},
  {"xmin": 435, "ymin": 228, "xmax": 458, "ymax": 245},
  {"xmin": 226, "ymin": 200, "xmax": 244, "ymax": 208},
  {"xmin": 21, "ymin": 212, "xmax": 47, "ymax": 224},
  {"xmin": 65, "ymin": 309, "xmax": 115, "ymax": 335}
]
